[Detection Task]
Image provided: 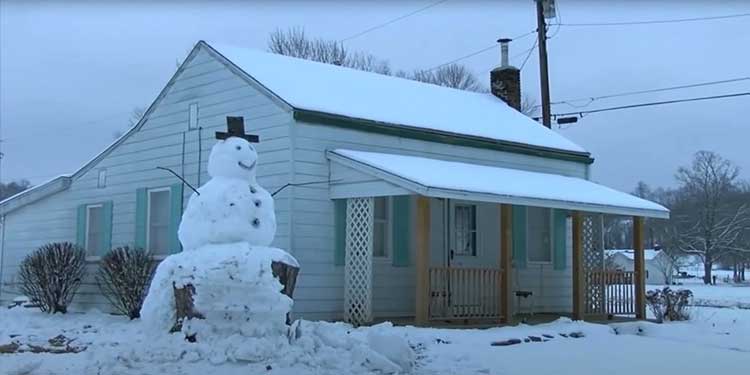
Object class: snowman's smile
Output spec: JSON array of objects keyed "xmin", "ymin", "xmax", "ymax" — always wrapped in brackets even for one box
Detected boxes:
[{"xmin": 238, "ymin": 160, "xmax": 256, "ymax": 171}]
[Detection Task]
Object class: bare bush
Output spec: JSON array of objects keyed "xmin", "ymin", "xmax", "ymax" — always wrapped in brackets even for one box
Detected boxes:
[
  {"xmin": 96, "ymin": 246, "xmax": 156, "ymax": 319},
  {"xmin": 646, "ymin": 287, "xmax": 693, "ymax": 323},
  {"xmin": 18, "ymin": 242, "xmax": 87, "ymax": 313}
]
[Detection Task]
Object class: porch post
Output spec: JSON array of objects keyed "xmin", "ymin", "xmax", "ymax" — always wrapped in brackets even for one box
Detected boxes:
[
  {"xmin": 572, "ymin": 211, "xmax": 585, "ymax": 320},
  {"xmin": 633, "ymin": 216, "xmax": 646, "ymax": 319},
  {"xmin": 414, "ymin": 195, "xmax": 430, "ymax": 325},
  {"xmin": 500, "ymin": 204, "xmax": 513, "ymax": 324}
]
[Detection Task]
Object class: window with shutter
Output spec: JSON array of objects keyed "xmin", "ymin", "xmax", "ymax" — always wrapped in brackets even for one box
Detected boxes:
[
  {"xmin": 147, "ymin": 188, "xmax": 171, "ymax": 255},
  {"xmin": 85, "ymin": 204, "xmax": 104, "ymax": 256}
]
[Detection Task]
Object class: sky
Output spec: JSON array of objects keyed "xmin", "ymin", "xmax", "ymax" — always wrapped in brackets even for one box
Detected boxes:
[{"xmin": 1, "ymin": 0, "xmax": 749, "ymax": 192}]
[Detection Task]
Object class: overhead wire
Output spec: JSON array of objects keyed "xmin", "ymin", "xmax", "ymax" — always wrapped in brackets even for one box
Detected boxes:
[
  {"xmin": 540, "ymin": 77, "xmax": 750, "ymax": 109},
  {"xmin": 425, "ymin": 29, "xmax": 536, "ymax": 72},
  {"xmin": 547, "ymin": 92, "xmax": 750, "ymax": 119},
  {"xmin": 340, "ymin": 0, "xmax": 449, "ymax": 42},
  {"xmin": 554, "ymin": 12, "xmax": 750, "ymax": 27}
]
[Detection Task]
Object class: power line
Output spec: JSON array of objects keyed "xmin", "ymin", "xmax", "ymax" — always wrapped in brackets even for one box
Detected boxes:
[
  {"xmin": 556, "ymin": 12, "xmax": 750, "ymax": 27},
  {"xmin": 425, "ymin": 30, "xmax": 536, "ymax": 72},
  {"xmin": 519, "ymin": 39, "xmax": 538, "ymax": 71},
  {"xmin": 340, "ymin": 0, "xmax": 449, "ymax": 42},
  {"xmin": 543, "ymin": 77, "xmax": 750, "ymax": 109},
  {"xmin": 547, "ymin": 92, "xmax": 750, "ymax": 119}
]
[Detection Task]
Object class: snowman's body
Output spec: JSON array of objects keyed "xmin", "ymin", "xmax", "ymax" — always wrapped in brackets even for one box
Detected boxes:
[{"xmin": 178, "ymin": 137, "xmax": 276, "ymax": 249}]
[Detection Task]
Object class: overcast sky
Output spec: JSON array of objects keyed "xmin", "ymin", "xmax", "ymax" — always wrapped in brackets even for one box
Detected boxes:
[{"xmin": 1, "ymin": 0, "xmax": 748, "ymax": 191}]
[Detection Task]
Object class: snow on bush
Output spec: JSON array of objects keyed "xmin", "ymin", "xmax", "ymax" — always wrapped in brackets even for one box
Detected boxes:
[
  {"xmin": 140, "ymin": 242, "xmax": 297, "ymax": 338},
  {"xmin": 646, "ymin": 287, "xmax": 693, "ymax": 323},
  {"xmin": 96, "ymin": 246, "xmax": 156, "ymax": 319},
  {"xmin": 18, "ymin": 242, "xmax": 86, "ymax": 314}
]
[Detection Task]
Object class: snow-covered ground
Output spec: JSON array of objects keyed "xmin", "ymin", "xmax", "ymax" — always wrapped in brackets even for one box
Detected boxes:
[
  {"xmin": 661, "ymin": 273, "xmax": 750, "ymax": 308},
  {"xmin": 2, "ymin": 301, "xmax": 748, "ymax": 374}
]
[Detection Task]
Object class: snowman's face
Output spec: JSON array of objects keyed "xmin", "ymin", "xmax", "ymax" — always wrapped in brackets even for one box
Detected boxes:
[{"xmin": 207, "ymin": 137, "xmax": 258, "ymax": 180}]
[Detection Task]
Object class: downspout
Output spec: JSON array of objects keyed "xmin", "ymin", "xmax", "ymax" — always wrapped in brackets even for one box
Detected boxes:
[
  {"xmin": 0, "ymin": 214, "xmax": 6, "ymax": 302},
  {"xmin": 197, "ymin": 127, "xmax": 203, "ymax": 187}
]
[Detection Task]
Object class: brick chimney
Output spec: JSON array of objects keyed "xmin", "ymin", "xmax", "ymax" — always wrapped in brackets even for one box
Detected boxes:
[{"xmin": 490, "ymin": 38, "xmax": 521, "ymax": 111}]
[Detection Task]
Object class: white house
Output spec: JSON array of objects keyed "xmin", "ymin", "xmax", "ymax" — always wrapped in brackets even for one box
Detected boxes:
[
  {"xmin": 0, "ymin": 41, "xmax": 669, "ymax": 324},
  {"xmin": 606, "ymin": 249, "xmax": 673, "ymax": 285}
]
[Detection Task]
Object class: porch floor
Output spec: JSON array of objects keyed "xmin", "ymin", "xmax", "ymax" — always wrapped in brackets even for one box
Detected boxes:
[{"xmin": 373, "ymin": 313, "xmax": 642, "ymax": 328}]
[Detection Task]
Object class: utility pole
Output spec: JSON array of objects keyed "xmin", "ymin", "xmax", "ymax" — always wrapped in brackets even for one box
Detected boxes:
[{"xmin": 536, "ymin": 0, "xmax": 552, "ymax": 128}]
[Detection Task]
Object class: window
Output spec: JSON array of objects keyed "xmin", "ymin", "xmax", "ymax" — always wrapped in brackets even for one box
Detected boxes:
[
  {"xmin": 454, "ymin": 204, "xmax": 477, "ymax": 256},
  {"xmin": 147, "ymin": 188, "xmax": 171, "ymax": 255},
  {"xmin": 85, "ymin": 204, "xmax": 104, "ymax": 256},
  {"xmin": 527, "ymin": 207, "xmax": 552, "ymax": 263},
  {"xmin": 373, "ymin": 197, "xmax": 391, "ymax": 258},
  {"xmin": 188, "ymin": 103, "xmax": 198, "ymax": 129},
  {"xmin": 97, "ymin": 169, "xmax": 107, "ymax": 188}
]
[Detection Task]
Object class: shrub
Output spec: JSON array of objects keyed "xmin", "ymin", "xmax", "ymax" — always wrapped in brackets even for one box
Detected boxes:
[
  {"xmin": 646, "ymin": 287, "xmax": 693, "ymax": 323},
  {"xmin": 96, "ymin": 246, "xmax": 155, "ymax": 319},
  {"xmin": 18, "ymin": 242, "xmax": 87, "ymax": 313}
]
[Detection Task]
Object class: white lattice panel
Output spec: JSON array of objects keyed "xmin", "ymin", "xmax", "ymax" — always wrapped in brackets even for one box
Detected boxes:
[{"xmin": 344, "ymin": 198, "xmax": 374, "ymax": 325}]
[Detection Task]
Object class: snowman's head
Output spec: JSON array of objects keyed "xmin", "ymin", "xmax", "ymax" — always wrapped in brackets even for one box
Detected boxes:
[{"xmin": 207, "ymin": 137, "xmax": 258, "ymax": 181}]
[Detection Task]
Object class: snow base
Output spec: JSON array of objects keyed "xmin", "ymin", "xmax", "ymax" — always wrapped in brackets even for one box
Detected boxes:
[
  {"xmin": 134, "ymin": 242, "xmax": 415, "ymax": 374},
  {"xmin": 141, "ymin": 242, "xmax": 297, "ymax": 338}
]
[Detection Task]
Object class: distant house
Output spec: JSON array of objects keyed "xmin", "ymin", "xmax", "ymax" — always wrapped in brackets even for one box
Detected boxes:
[
  {"xmin": 0, "ymin": 41, "xmax": 668, "ymax": 324},
  {"xmin": 606, "ymin": 249, "xmax": 673, "ymax": 285}
]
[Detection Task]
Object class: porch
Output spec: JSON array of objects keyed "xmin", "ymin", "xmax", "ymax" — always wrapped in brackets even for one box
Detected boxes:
[{"xmin": 327, "ymin": 149, "xmax": 669, "ymax": 326}]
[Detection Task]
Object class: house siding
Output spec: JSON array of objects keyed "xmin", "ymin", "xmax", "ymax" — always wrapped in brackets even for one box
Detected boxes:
[
  {"xmin": 290, "ymin": 120, "xmax": 586, "ymax": 320},
  {"xmin": 0, "ymin": 46, "xmax": 294, "ymax": 310}
]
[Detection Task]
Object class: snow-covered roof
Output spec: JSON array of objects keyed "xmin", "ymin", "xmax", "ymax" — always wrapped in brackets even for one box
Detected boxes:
[
  {"xmin": 327, "ymin": 149, "xmax": 670, "ymax": 218},
  {"xmin": 0, "ymin": 175, "xmax": 72, "ymax": 214},
  {"xmin": 605, "ymin": 249, "xmax": 662, "ymax": 261},
  {"xmin": 206, "ymin": 42, "xmax": 588, "ymax": 155}
]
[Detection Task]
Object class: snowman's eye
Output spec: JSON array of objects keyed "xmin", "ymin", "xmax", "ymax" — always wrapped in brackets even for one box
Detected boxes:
[{"xmin": 235, "ymin": 145, "xmax": 241, "ymax": 151}]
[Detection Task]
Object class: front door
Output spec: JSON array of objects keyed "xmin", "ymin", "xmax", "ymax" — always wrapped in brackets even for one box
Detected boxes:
[{"xmin": 448, "ymin": 200, "xmax": 481, "ymax": 268}]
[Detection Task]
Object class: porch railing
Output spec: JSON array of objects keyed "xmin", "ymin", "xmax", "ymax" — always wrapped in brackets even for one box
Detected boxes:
[
  {"xmin": 428, "ymin": 267, "xmax": 503, "ymax": 320},
  {"xmin": 586, "ymin": 270, "xmax": 636, "ymax": 316}
]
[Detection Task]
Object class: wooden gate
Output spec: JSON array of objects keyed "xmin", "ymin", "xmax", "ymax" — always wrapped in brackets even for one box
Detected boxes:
[
  {"xmin": 586, "ymin": 270, "xmax": 636, "ymax": 316},
  {"xmin": 428, "ymin": 267, "xmax": 503, "ymax": 321}
]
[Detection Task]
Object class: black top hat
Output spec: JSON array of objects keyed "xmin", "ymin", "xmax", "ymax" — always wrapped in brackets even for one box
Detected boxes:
[{"xmin": 215, "ymin": 116, "xmax": 259, "ymax": 143}]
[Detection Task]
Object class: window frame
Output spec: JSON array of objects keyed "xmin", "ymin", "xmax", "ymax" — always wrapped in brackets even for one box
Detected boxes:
[
  {"xmin": 453, "ymin": 202, "xmax": 478, "ymax": 257},
  {"xmin": 526, "ymin": 207, "xmax": 554, "ymax": 264},
  {"xmin": 84, "ymin": 203, "xmax": 104, "ymax": 259},
  {"xmin": 146, "ymin": 187, "xmax": 172, "ymax": 257},
  {"xmin": 372, "ymin": 196, "xmax": 392, "ymax": 261}
]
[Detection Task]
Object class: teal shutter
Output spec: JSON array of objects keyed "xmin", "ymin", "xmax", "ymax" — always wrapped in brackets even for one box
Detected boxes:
[
  {"xmin": 391, "ymin": 195, "xmax": 411, "ymax": 267},
  {"xmin": 512, "ymin": 205, "xmax": 527, "ymax": 269},
  {"xmin": 76, "ymin": 204, "xmax": 87, "ymax": 249},
  {"xmin": 101, "ymin": 201, "xmax": 114, "ymax": 255},
  {"xmin": 553, "ymin": 209, "xmax": 567, "ymax": 270},
  {"xmin": 334, "ymin": 199, "xmax": 347, "ymax": 266},
  {"xmin": 169, "ymin": 183, "xmax": 184, "ymax": 253},
  {"xmin": 135, "ymin": 188, "xmax": 148, "ymax": 250}
]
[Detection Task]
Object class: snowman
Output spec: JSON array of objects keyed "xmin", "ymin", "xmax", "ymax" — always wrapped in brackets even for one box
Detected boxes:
[
  {"xmin": 140, "ymin": 117, "xmax": 297, "ymax": 342},
  {"xmin": 178, "ymin": 117, "xmax": 276, "ymax": 250}
]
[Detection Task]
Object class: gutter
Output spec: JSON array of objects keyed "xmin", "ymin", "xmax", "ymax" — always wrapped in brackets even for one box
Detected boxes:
[{"xmin": 296, "ymin": 109, "xmax": 595, "ymax": 165}]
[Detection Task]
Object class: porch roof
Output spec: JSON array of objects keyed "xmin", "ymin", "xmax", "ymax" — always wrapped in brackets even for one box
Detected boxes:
[{"xmin": 326, "ymin": 149, "xmax": 669, "ymax": 219}]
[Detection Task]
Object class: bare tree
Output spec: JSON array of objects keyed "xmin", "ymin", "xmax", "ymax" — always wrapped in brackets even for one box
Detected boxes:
[
  {"xmin": 129, "ymin": 107, "xmax": 146, "ymax": 127},
  {"xmin": 268, "ymin": 27, "xmax": 390, "ymax": 74},
  {"xmin": 408, "ymin": 64, "xmax": 483, "ymax": 92},
  {"xmin": 519, "ymin": 95, "xmax": 538, "ymax": 118},
  {"xmin": 672, "ymin": 151, "xmax": 750, "ymax": 284},
  {"xmin": 651, "ymin": 252, "xmax": 675, "ymax": 285},
  {"xmin": 0, "ymin": 179, "xmax": 31, "ymax": 200}
]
